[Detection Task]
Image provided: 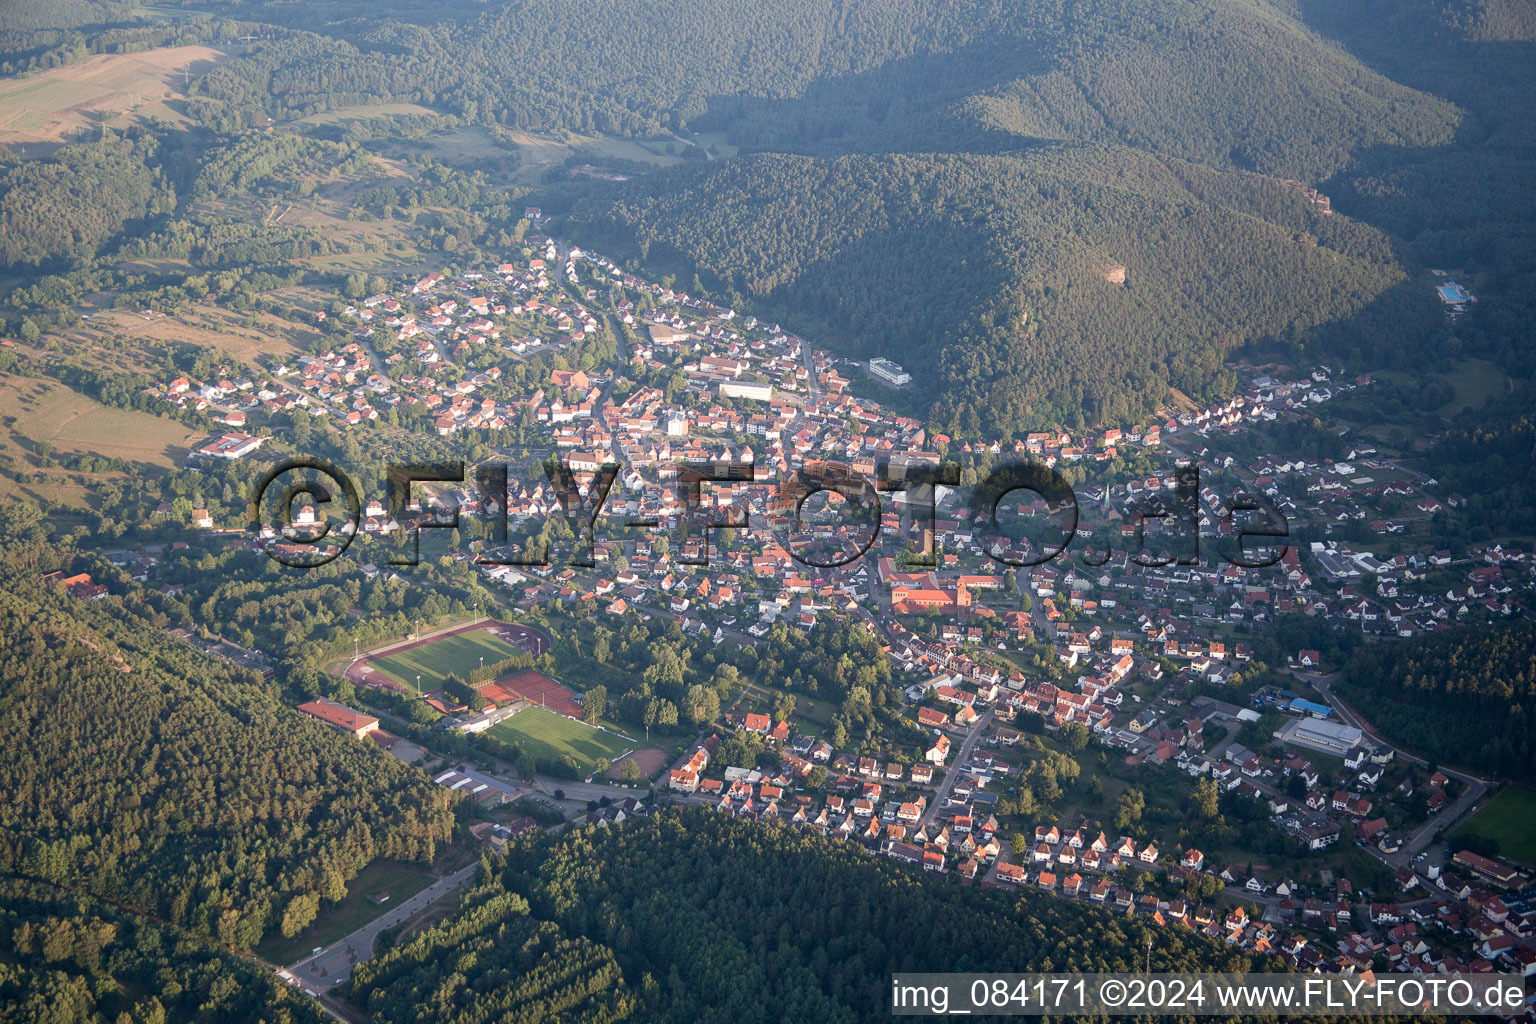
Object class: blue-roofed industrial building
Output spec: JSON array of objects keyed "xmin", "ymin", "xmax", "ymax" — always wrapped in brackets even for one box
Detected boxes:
[{"xmin": 1287, "ymin": 698, "xmax": 1333, "ymax": 719}]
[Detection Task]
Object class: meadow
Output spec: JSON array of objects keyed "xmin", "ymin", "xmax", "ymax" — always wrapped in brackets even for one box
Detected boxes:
[{"xmin": 0, "ymin": 45, "xmax": 225, "ymax": 145}]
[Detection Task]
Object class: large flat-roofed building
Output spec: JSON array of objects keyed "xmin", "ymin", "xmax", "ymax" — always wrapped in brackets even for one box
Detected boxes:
[
  {"xmin": 199, "ymin": 432, "xmax": 265, "ymax": 460},
  {"xmin": 719, "ymin": 381, "xmax": 773, "ymax": 402},
  {"xmin": 647, "ymin": 323, "xmax": 690, "ymax": 345},
  {"xmin": 1453, "ymin": 849, "xmax": 1525, "ymax": 887},
  {"xmin": 297, "ymin": 698, "xmax": 379, "ymax": 738},
  {"xmin": 1273, "ymin": 716, "xmax": 1362, "ymax": 756},
  {"xmin": 868, "ymin": 358, "xmax": 912, "ymax": 386}
]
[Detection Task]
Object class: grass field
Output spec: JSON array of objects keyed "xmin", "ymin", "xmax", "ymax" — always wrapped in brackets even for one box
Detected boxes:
[
  {"xmin": 52, "ymin": 305, "xmax": 315, "ymax": 371},
  {"xmin": 297, "ymin": 102, "xmax": 438, "ymax": 125},
  {"xmin": 0, "ymin": 373, "xmax": 203, "ymax": 507},
  {"xmin": 368, "ymin": 629, "xmax": 527, "ymax": 690},
  {"xmin": 0, "ymin": 45, "xmax": 226, "ymax": 145},
  {"xmin": 1436, "ymin": 357, "xmax": 1513, "ymax": 417},
  {"xmin": 1452, "ymin": 786, "xmax": 1536, "ymax": 865},
  {"xmin": 0, "ymin": 373, "xmax": 202, "ymax": 467},
  {"xmin": 493, "ymin": 128, "xmax": 683, "ymax": 184},
  {"xmin": 489, "ymin": 706, "xmax": 635, "ymax": 772},
  {"xmin": 254, "ymin": 861, "xmax": 434, "ymax": 965}
]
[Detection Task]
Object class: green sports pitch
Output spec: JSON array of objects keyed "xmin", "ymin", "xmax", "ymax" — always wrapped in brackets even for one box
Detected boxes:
[
  {"xmin": 489, "ymin": 706, "xmax": 634, "ymax": 771},
  {"xmin": 1452, "ymin": 786, "xmax": 1536, "ymax": 865},
  {"xmin": 368, "ymin": 630, "xmax": 526, "ymax": 690}
]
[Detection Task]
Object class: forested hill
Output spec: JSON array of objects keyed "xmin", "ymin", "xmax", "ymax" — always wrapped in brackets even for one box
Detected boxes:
[
  {"xmin": 0, "ymin": 549, "xmax": 457, "ymax": 949},
  {"xmin": 1336, "ymin": 621, "xmax": 1536, "ymax": 781},
  {"xmin": 195, "ymin": 0, "xmax": 1456, "ymax": 180},
  {"xmin": 0, "ymin": 876, "xmax": 329, "ymax": 1024},
  {"xmin": 347, "ymin": 811, "xmax": 1360, "ymax": 1024},
  {"xmin": 575, "ymin": 147, "xmax": 1409, "ymax": 432}
]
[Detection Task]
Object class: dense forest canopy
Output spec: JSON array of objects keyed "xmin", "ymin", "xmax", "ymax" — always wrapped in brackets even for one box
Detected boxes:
[
  {"xmin": 342, "ymin": 812, "xmax": 1444, "ymax": 1024},
  {"xmin": 348, "ymin": 811, "xmax": 1302, "ymax": 1024},
  {"xmin": 187, "ymin": 0, "xmax": 1457, "ymax": 180},
  {"xmin": 0, "ymin": 135, "xmax": 170, "ymax": 268},
  {"xmin": 1337, "ymin": 621, "xmax": 1536, "ymax": 781},
  {"xmin": 0, "ymin": 877, "xmax": 329, "ymax": 1024},
  {"xmin": 0, "ymin": 566, "xmax": 457, "ymax": 949}
]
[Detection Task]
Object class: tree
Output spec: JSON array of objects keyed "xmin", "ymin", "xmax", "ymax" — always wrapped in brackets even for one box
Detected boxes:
[
  {"xmin": 1193, "ymin": 777, "xmax": 1220, "ymax": 820},
  {"xmin": 1115, "ymin": 788, "xmax": 1145, "ymax": 831},
  {"xmin": 593, "ymin": 757, "xmax": 611, "ymax": 777},
  {"xmin": 621, "ymin": 759, "xmax": 642, "ymax": 783},
  {"xmin": 516, "ymin": 752, "xmax": 537, "ymax": 780},
  {"xmin": 582, "ymin": 685, "xmax": 607, "ymax": 724},
  {"xmin": 686, "ymin": 684, "xmax": 721, "ymax": 725},
  {"xmin": 279, "ymin": 892, "xmax": 319, "ymax": 938},
  {"xmin": 712, "ymin": 663, "xmax": 739, "ymax": 694}
]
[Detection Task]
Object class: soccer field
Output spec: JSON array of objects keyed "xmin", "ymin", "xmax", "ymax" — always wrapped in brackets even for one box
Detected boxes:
[
  {"xmin": 490, "ymin": 707, "xmax": 635, "ymax": 771},
  {"xmin": 369, "ymin": 630, "xmax": 526, "ymax": 690},
  {"xmin": 1453, "ymin": 786, "xmax": 1536, "ymax": 865}
]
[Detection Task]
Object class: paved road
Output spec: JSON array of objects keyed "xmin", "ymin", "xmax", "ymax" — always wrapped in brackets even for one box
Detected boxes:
[
  {"xmin": 534, "ymin": 776, "xmax": 645, "ymax": 806},
  {"xmin": 286, "ymin": 862, "xmax": 480, "ymax": 992},
  {"xmin": 798, "ymin": 338, "xmax": 822, "ymax": 398},
  {"xmin": 918, "ymin": 708, "xmax": 994, "ymax": 830},
  {"xmin": 1286, "ymin": 668, "xmax": 1490, "ymax": 868}
]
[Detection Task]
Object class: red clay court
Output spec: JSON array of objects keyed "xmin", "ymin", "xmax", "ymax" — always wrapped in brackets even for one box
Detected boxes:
[
  {"xmin": 606, "ymin": 747, "xmax": 669, "ymax": 781},
  {"xmin": 482, "ymin": 669, "xmax": 582, "ymax": 718}
]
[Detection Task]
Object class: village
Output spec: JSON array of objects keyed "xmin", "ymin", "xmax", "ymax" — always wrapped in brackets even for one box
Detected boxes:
[{"xmin": 98, "ymin": 230, "xmax": 1536, "ymax": 985}]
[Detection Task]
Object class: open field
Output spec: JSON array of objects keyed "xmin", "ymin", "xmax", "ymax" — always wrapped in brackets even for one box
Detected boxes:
[
  {"xmin": 184, "ymin": 182, "xmax": 417, "ymax": 265},
  {"xmin": 496, "ymin": 128, "xmax": 683, "ymax": 184},
  {"xmin": 0, "ymin": 373, "xmax": 203, "ymax": 500},
  {"xmin": 488, "ymin": 706, "xmax": 635, "ymax": 772},
  {"xmin": 253, "ymin": 861, "xmax": 435, "ymax": 965},
  {"xmin": 376, "ymin": 125, "xmax": 522, "ymax": 176},
  {"xmin": 368, "ymin": 629, "xmax": 529, "ymax": 690},
  {"xmin": 297, "ymin": 102, "xmax": 438, "ymax": 125},
  {"xmin": 1436, "ymin": 357, "xmax": 1514, "ymax": 416},
  {"xmin": 687, "ymin": 130, "xmax": 739, "ymax": 158},
  {"xmin": 1452, "ymin": 786, "xmax": 1536, "ymax": 865},
  {"xmin": 68, "ymin": 305, "xmax": 316, "ymax": 368},
  {"xmin": 0, "ymin": 45, "xmax": 226, "ymax": 145}
]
